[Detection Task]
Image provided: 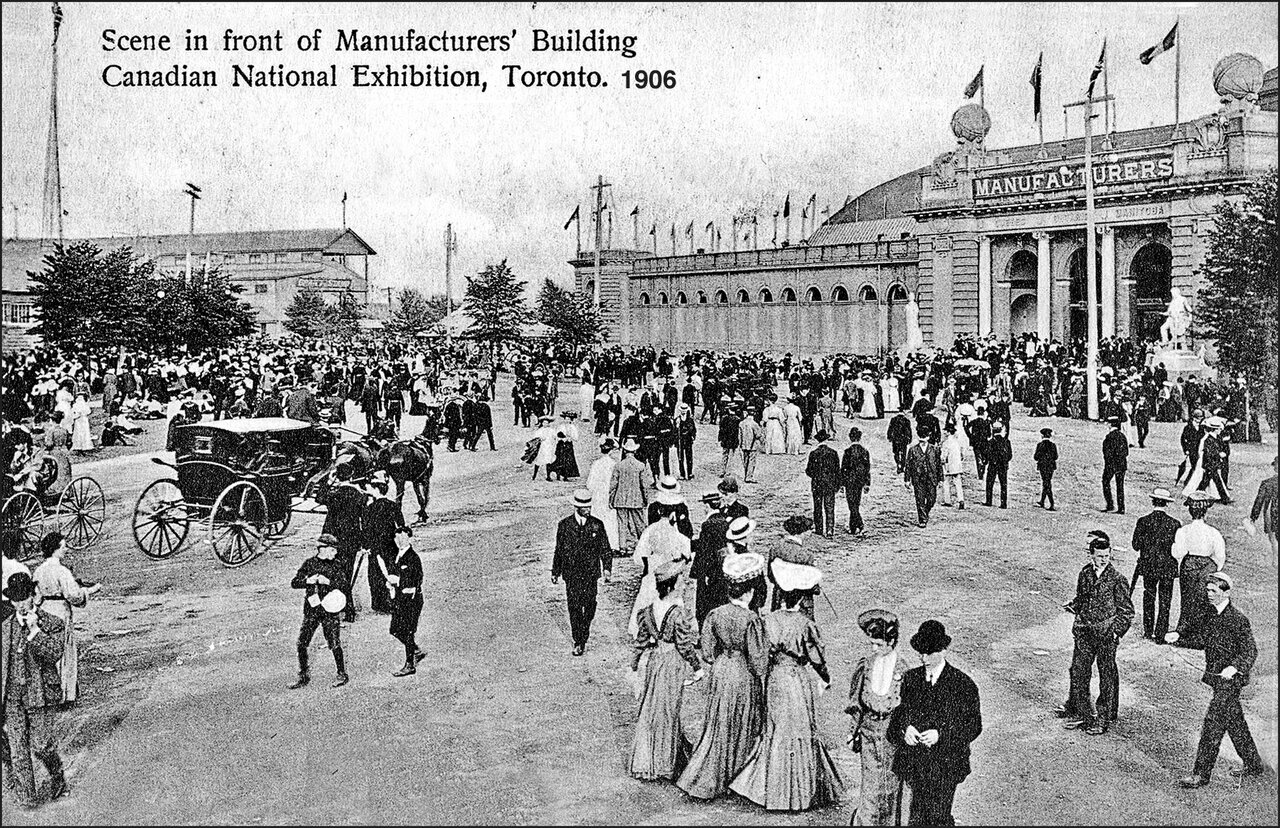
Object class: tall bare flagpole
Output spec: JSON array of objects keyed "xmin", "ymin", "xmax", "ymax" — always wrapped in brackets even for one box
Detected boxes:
[
  {"xmin": 590, "ymin": 175, "xmax": 610, "ymax": 307},
  {"xmin": 1173, "ymin": 16, "xmax": 1182, "ymax": 138},
  {"xmin": 42, "ymin": 2, "xmax": 64, "ymax": 245}
]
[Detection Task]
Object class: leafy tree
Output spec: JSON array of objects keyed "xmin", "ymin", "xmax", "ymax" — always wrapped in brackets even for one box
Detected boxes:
[
  {"xmin": 537, "ymin": 277, "xmax": 609, "ymax": 346},
  {"xmin": 139, "ymin": 267, "xmax": 257, "ymax": 352},
  {"xmin": 1193, "ymin": 169, "xmax": 1278, "ymax": 428},
  {"xmin": 283, "ymin": 290, "xmax": 330, "ymax": 339},
  {"xmin": 387, "ymin": 288, "xmax": 450, "ymax": 336},
  {"xmin": 330, "ymin": 290, "xmax": 363, "ymax": 338},
  {"xmin": 464, "ymin": 259, "xmax": 529, "ymax": 352},
  {"xmin": 29, "ymin": 241, "xmax": 152, "ymax": 349}
]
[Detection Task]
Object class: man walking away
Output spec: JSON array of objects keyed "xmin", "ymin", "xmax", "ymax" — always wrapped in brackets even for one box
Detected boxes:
[
  {"xmin": 887, "ymin": 411, "xmax": 913, "ymax": 476},
  {"xmin": 940, "ymin": 423, "xmax": 965, "ymax": 510},
  {"xmin": 1034, "ymin": 427, "xmax": 1058, "ymax": 510},
  {"xmin": 738, "ymin": 411, "xmax": 764, "ymax": 484},
  {"xmin": 1102, "ymin": 416, "xmax": 1129, "ymax": 514},
  {"xmin": 1130, "ymin": 487, "xmax": 1181, "ymax": 642},
  {"xmin": 841, "ymin": 427, "xmax": 871, "ymax": 535},
  {"xmin": 984, "ymin": 421, "xmax": 1012, "ymax": 509},
  {"xmin": 718, "ymin": 404, "xmax": 742, "ymax": 478},
  {"xmin": 903, "ymin": 428, "xmax": 942, "ymax": 528},
  {"xmin": 805, "ymin": 430, "xmax": 841, "ymax": 538},
  {"xmin": 967, "ymin": 406, "xmax": 992, "ymax": 481}
]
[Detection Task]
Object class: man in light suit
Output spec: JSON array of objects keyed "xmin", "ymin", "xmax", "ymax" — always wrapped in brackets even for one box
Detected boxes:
[{"xmin": 552, "ymin": 490, "xmax": 612, "ymax": 656}]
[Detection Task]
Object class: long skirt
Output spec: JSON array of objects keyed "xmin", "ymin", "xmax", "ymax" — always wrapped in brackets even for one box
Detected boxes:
[
  {"xmin": 41, "ymin": 600, "xmax": 80, "ymax": 702},
  {"xmin": 617, "ymin": 508, "xmax": 646, "ymax": 554},
  {"xmin": 1175, "ymin": 555, "xmax": 1216, "ymax": 643},
  {"xmin": 765, "ymin": 421, "xmax": 786, "ymax": 454},
  {"xmin": 629, "ymin": 642, "xmax": 693, "ymax": 781},
  {"xmin": 676, "ymin": 650, "xmax": 762, "ymax": 800},
  {"xmin": 851, "ymin": 712, "xmax": 901, "ymax": 825},
  {"xmin": 729, "ymin": 660, "xmax": 845, "ymax": 810},
  {"xmin": 549, "ymin": 442, "xmax": 580, "ymax": 480}
]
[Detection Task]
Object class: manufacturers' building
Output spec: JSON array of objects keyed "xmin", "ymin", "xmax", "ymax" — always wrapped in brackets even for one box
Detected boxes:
[
  {"xmin": 574, "ymin": 54, "xmax": 1277, "ymax": 356},
  {"xmin": 2, "ymin": 227, "xmax": 375, "ymax": 348}
]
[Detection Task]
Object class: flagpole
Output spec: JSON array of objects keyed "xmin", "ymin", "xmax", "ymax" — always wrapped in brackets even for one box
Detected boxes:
[
  {"xmin": 1173, "ymin": 16, "xmax": 1182, "ymax": 139},
  {"xmin": 632, "ymin": 208, "xmax": 639, "ymax": 249},
  {"xmin": 1103, "ymin": 45, "xmax": 1111, "ymax": 136}
]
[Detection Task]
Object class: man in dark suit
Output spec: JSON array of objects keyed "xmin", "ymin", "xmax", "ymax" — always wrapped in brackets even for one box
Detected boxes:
[
  {"xmin": 690, "ymin": 492, "xmax": 730, "ymax": 625},
  {"xmin": 1034, "ymin": 427, "xmax": 1058, "ymax": 510},
  {"xmin": 717, "ymin": 403, "xmax": 741, "ymax": 478},
  {"xmin": 1059, "ymin": 535, "xmax": 1133, "ymax": 735},
  {"xmin": 443, "ymin": 395, "xmax": 464, "ymax": 452},
  {"xmin": 1179, "ymin": 572, "xmax": 1269, "ymax": 787},
  {"xmin": 360, "ymin": 376, "xmax": 382, "ymax": 435},
  {"xmin": 469, "ymin": 395, "xmax": 495, "ymax": 451},
  {"xmin": 889, "ymin": 620, "xmax": 982, "ymax": 826},
  {"xmin": 904, "ymin": 428, "xmax": 942, "ymax": 527},
  {"xmin": 285, "ymin": 379, "xmax": 322, "ymax": 425},
  {"xmin": 461, "ymin": 392, "xmax": 479, "ymax": 451},
  {"xmin": 552, "ymin": 489, "xmax": 612, "ymax": 656},
  {"xmin": 887, "ymin": 411, "xmax": 913, "ymax": 476},
  {"xmin": 1130, "ymin": 487, "xmax": 1181, "ymax": 642},
  {"xmin": 1102, "ymin": 416, "xmax": 1129, "ymax": 513},
  {"xmin": 841, "ymin": 426, "xmax": 871, "ymax": 535},
  {"xmin": 983, "ymin": 421, "xmax": 1012, "ymax": 509},
  {"xmin": 319, "ymin": 463, "xmax": 368, "ymax": 623},
  {"xmin": 805, "ymin": 430, "xmax": 841, "ymax": 538},
  {"xmin": 966, "ymin": 406, "xmax": 992, "ymax": 481}
]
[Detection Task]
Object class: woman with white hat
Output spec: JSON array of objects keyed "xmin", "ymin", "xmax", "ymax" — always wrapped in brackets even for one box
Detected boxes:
[
  {"xmin": 530, "ymin": 414, "xmax": 559, "ymax": 480},
  {"xmin": 647, "ymin": 476, "xmax": 693, "ymax": 538},
  {"xmin": 676, "ymin": 551, "xmax": 768, "ymax": 801},
  {"xmin": 729, "ymin": 558, "xmax": 845, "ymax": 811},
  {"xmin": 628, "ymin": 504, "xmax": 692, "ymax": 637},
  {"xmin": 628, "ymin": 559, "xmax": 703, "ymax": 782}
]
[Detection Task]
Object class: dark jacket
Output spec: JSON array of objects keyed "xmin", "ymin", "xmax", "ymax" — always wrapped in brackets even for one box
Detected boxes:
[
  {"xmin": 1102, "ymin": 429, "xmax": 1129, "ymax": 471},
  {"xmin": 887, "ymin": 413, "xmax": 914, "ymax": 448},
  {"xmin": 718, "ymin": 412, "xmax": 741, "ymax": 449},
  {"xmin": 914, "ymin": 412, "xmax": 941, "ymax": 445},
  {"xmin": 904, "ymin": 442, "xmax": 942, "ymax": 488},
  {"xmin": 0, "ymin": 607, "xmax": 66, "ymax": 709},
  {"xmin": 472, "ymin": 401, "xmax": 493, "ymax": 430},
  {"xmin": 889, "ymin": 662, "xmax": 983, "ymax": 785},
  {"xmin": 290, "ymin": 554, "xmax": 347, "ymax": 614},
  {"xmin": 1201, "ymin": 601, "xmax": 1257, "ymax": 688},
  {"xmin": 285, "ymin": 386, "xmax": 321, "ymax": 424},
  {"xmin": 805, "ymin": 443, "xmax": 842, "ymax": 491},
  {"xmin": 966, "ymin": 416, "xmax": 992, "ymax": 450},
  {"xmin": 389, "ymin": 547, "xmax": 424, "ymax": 603},
  {"xmin": 1131, "ymin": 510, "xmax": 1181, "ymax": 581},
  {"xmin": 552, "ymin": 514, "xmax": 612, "ymax": 582},
  {"xmin": 1065, "ymin": 563, "xmax": 1134, "ymax": 638},
  {"xmin": 841, "ymin": 443, "xmax": 871, "ymax": 490},
  {"xmin": 987, "ymin": 435, "xmax": 1013, "ymax": 468},
  {"xmin": 253, "ymin": 395, "xmax": 283, "ymax": 419},
  {"xmin": 1033, "ymin": 438, "xmax": 1058, "ymax": 471},
  {"xmin": 320, "ymin": 482, "xmax": 366, "ymax": 550}
]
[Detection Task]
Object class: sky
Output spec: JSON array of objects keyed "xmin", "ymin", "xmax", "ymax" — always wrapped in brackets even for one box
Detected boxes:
[{"xmin": 2, "ymin": 2, "xmax": 1276, "ymax": 302}]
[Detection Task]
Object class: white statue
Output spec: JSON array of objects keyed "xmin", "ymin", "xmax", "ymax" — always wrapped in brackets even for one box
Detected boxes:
[{"xmin": 1159, "ymin": 287, "xmax": 1193, "ymax": 348}]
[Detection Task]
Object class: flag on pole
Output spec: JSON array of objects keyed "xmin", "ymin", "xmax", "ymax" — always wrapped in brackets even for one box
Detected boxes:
[
  {"xmin": 342, "ymin": 191, "xmax": 347, "ymax": 204},
  {"xmin": 705, "ymin": 221, "xmax": 713, "ymax": 234},
  {"xmin": 649, "ymin": 222, "xmax": 656, "ymax": 237},
  {"xmin": 630, "ymin": 204, "xmax": 639, "ymax": 217},
  {"xmin": 1087, "ymin": 39, "xmax": 1107, "ymax": 98},
  {"xmin": 563, "ymin": 205, "xmax": 579, "ymax": 231},
  {"xmin": 1030, "ymin": 52, "xmax": 1043, "ymax": 118},
  {"xmin": 52, "ymin": 2, "xmax": 63, "ymax": 43},
  {"xmin": 963, "ymin": 65, "xmax": 984, "ymax": 99},
  {"xmin": 782, "ymin": 194, "xmax": 790, "ymax": 217},
  {"xmin": 1138, "ymin": 23, "xmax": 1177, "ymax": 64}
]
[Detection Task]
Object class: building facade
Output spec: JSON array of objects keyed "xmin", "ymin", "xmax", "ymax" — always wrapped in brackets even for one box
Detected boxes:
[
  {"xmin": 2, "ymin": 227, "xmax": 375, "ymax": 348},
  {"xmin": 575, "ymin": 54, "xmax": 1277, "ymax": 357}
]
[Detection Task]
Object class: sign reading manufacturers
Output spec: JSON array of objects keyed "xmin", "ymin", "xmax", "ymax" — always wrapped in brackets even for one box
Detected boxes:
[
  {"xmin": 973, "ymin": 153, "xmax": 1173, "ymax": 199},
  {"xmin": 296, "ymin": 276, "xmax": 350, "ymax": 290}
]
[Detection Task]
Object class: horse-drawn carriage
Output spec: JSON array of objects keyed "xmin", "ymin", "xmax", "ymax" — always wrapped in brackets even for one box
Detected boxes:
[
  {"xmin": 0, "ymin": 474, "xmax": 106, "ymax": 562},
  {"xmin": 131, "ymin": 418, "xmax": 335, "ymax": 567}
]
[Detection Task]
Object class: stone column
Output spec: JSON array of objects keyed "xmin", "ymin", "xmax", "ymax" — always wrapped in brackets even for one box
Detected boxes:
[
  {"xmin": 978, "ymin": 235, "xmax": 992, "ymax": 336},
  {"xmin": 1100, "ymin": 227, "xmax": 1116, "ymax": 338},
  {"xmin": 1035, "ymin": 231, "xmax": 1051, "ymax": 340}
]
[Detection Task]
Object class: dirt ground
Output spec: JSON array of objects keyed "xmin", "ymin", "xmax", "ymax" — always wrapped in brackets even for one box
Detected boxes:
[{"xmin": 3, "ymin": 383, "xmax": 1276, "ymax": 825}]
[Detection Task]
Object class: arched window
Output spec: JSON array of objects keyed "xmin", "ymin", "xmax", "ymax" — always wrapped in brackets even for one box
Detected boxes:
[
  {"xmin": 714, "ymin": 289, "xmax": 729, "ymax": 304},
  {"xmin": 780, "ymin": 287, "xmax": 797, "ymax": 302},
  {"xmin": 736, "ymin": 288, "xmax": 751, "ymax": 304},
  {"xmin": 697, "ymin": 290, "xmax": 708, "ymax": 304},
  {"xmin": 887, "ymin": 283, "xmax": 908, "ymax": 303},
  {"xmin": 658, "ymin": 291, "xmax": 669, "ymax": 305},
  {"xmin": 758, "ymin": 287, "xmax": 774, "ymax": 303},
  {"xmin": 639, "ymin": 292, "xmax": 651, "ymax": 305},
  {"xmin": 676, "ymin": 291, "xmax": 689, "ymax": 305},
  {"xmin": 805, "ymin": 286, "xmax": 823, "ymax": 302},
  {"xmin": 831, "ymin": 285, "xmax": 850, "ymax": 302},
  {"xmin": 858, "ymin": 284, "xmax": 878, "ymax": 301}
]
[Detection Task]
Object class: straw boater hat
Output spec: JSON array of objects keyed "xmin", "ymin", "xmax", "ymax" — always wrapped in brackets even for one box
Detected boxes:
[
  {"xmin": 572, "ymin": 489, "xmax": 593, "ymax": 508},
  {"xmin": 1207, "ymin": 571, "xmax": 1233, "ymax": 591},
  {"xmin": 771, "ymin": 558, "xmax": 822, "ymax": 593},
  {"xmin": 1150, "ymin": 486, "xmax": 1174, "ymax": 504},
  {"xmin": 1204, "ymin": 416, "xmax": 1226, "ymax": 430},
  {"xmin": 722, "ymin": 551, "xmax": 765, "ymax": 584},
  {"xmin": 655, "ymin": 476, "xmax": 684, "ymax": 505},
  {"xmin": 621, "ymin": 436, "xmax": 641, "ymax": 452},
  {"xmin": 725, "ymin": 516, "xmax": 757, "ymax": 543}
]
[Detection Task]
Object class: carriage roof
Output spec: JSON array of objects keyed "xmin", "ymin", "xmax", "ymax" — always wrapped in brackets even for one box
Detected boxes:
[{"xmin": 180, "ymin": 418, "xmax": 316, "ymax": 435}]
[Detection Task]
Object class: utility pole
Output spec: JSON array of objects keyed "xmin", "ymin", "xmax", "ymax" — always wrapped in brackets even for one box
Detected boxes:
[
  {"xmin": 590, "ymin": 175, "xmax": 611, "ymax": 307},
  {"xmin": 9, "ymin": 204, "xmax": 18, "ymax": 239},
  {"xmin": 444, "ymin": 223, "xmax": 457, "ymax": 315},
  {"xmin": 1064, "ymin": 93, "xmax": 1113, "ymax": 421},
  {"xmin": 385, "ymin": 286, "xmax": 393, "ymax": 309},
  {"xmin": 183, "ymin": 183, "xmax": 201, "ymax": 284}
]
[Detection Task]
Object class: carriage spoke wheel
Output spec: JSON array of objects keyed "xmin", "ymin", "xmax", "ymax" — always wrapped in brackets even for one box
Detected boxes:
[
  {"xmin": 209, "ymin": 481, "xmax": 267, "ymax": 568},
  {"xmin": 59, "ymin": 477, "xmax": 107, "ymax": 550},
  {"xmin": 133, "ymin": 479, "xmax": 189, "ymax": 559},
  {"xmin": 1, "ymin": 492, "xmax": 45, "ymax": 563}
]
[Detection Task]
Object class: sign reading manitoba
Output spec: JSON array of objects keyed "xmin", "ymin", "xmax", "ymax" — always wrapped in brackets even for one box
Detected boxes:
[{"xmin": 973, "ymin": 153, "xmax": 1174, "ymax": 199}]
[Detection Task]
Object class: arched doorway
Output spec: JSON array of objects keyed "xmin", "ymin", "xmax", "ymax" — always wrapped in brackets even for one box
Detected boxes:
[
  {"xmin": 1067, "ymin": 247, "xmax": 1103, "ymax": 343},
  {"xmin": 1007, "ymin": 249, "xmax": 1039, "ymax": 337},
  {"xmin": 1130, "ymin": 242, "xmax": 1172, "ymax": 341},
  {"xmin": 1010, "ymin": 293, "xmax": 1037, "ymax": 335}
]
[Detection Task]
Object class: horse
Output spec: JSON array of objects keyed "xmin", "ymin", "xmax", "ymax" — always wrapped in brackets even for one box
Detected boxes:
[{"xmin": 309, "ymin": 420, "xmax": 434, "ymax": 523}]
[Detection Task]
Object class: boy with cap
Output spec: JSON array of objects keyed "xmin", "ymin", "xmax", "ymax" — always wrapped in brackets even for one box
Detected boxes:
[
  {"xmin": 1033, "ymin": 427, "xmax": 1058, "ymax": 510},
  {"xmin": 287, "ymin": 535, "xmax": 349, "ymax": 689},
  {"xmin": 1130, "ymin": 488, "xmax": 1181, "ymax": 641},
  {"xmin": 552, "ymin": 490, "xmax": 612, "ymax": 656},
  {"xmin": 1060, "ymin": 534, "xmax": 1133, "ymax": 735},
  {"xmin": 386, "ymin": 525, "xmax": 426, "ymax": 677}
]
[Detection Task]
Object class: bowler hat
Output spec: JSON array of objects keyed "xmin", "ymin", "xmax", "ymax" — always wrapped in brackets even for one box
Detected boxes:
[
  {"xmin": 318, "ymin": 533, "xmax": 339, "ymax": 548},
  {"xmin": 2, "ymin": 570, "xmax": 36, "ymax": 602},
  {"xmin": 909, "ymin": 620, "xmax": 952, "ymax": 654}
]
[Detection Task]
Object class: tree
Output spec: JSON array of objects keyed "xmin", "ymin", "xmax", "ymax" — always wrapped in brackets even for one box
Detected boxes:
[
  {"xmin": 387, "ymin": 288, "xmax": 450, "ymax": 336},
  {"xmin": 330, "ymin": 290, "xmax": 363, "ymax": 338},
  {"xmin": 1193, "ymin": 169, "xmax": 1278, "ymax": 428},
  {"xmin": 464, "ymin": 259, "xmax": 529, "ymax": 352},
  {"xmin": 537, "ymin": 277, "xmax": 609, "ymax": 347},
  {"xmin": 283, "ymin": 290, "xmax": 330, "ymax": 339},
  {"xmin": 29, "ymin": 241, "xmax": 152, "ymax": 349},
  {"xmin": 139, "ymin": 267, "xmax": 258, "ymax": 352}
]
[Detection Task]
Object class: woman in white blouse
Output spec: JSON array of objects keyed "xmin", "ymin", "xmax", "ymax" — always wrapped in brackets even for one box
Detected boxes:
[
  {"xmin": 32, "ymin": 532, "xmax": 102, "ymax": 703},
  {"xmin": 846, "ymin": 609, "xmax": 905, "ymax": 825}
]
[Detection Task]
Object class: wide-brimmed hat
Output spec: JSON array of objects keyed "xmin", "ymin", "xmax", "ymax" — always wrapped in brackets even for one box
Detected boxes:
[
  {"xmin": 572, "ymin": 488, "xmax": 593, "ymax": 508},
  {"xmin": 1150, "ymin": 487, "xmax": 1173, "ymax": 503},
  {"xmin": 725, "ymin": 516, "xmax": 757, "ymax": 543},
  {"xmin": 653, "ymin": 559, "xmax": 683, "ymax": 585},
  {"xmin": 655, "ymin": 476, "xmax": 684, "ymax": 505},
  {"xmin": 1204, "ymin": 416, "xmax": 1226, "ymax": 430},
  {"xmin": 857, "ymin": 608, "xmax": 899, "ymax": 641},
  {"xmin": 1186, "ymin": 490, "xmax": 1214, "ymax": 507},
  {"xmin": 771, "ymin": 558, "xmax": 822, "ymax": 592},
  {"xmin": 722, "ymin": 551, "xmax": 765, "ymax": 583},
  {"xmin": 621, "ymin": 436, "xmax": 641, "ymax": 452},
  {"xmin": 782, "ymin": 515, "xmax": 813, "ymax": 536},
  {"xmin": 2, "ymin": 570, "xmax": 36, "ymax": 602},
  {"xmin": 910, "ymin": 620, "xmax": 952, "ymax": 654},
  {"xmin": 599, "ymin": 436, "xmax": 618, "ymax": 452}
]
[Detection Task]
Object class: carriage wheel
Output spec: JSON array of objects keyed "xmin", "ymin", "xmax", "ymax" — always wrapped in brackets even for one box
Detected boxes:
[
  {"xmin": 58, "ymin": 477, "xmax": 107, "ymax": 550},
  {"xmin": 1, "ymin": 492, "xmax": 45, "ymax": 563},
  {"xmin": 268, "ymin": 506, "xmax": 293, "ymax": 538},
  {"xmin": 133, "ymin": 479, "xmax": 189, "ymax": 559},
  {"xmin": 208, "ymin": 481, "xmax": 267, "ymax": 568}
]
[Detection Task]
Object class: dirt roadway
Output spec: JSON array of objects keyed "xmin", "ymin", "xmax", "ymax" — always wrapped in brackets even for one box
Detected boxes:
[{"xmin": 3, "ymin": 388, "xmax": 1276, "ymax": 826}]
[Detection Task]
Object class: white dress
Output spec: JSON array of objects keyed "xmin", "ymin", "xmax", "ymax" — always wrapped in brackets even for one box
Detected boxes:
[
  {"xmin": 70, "ymin": 397, "xmax": 94, "ymax": 450},
  {"xmin": 784, "ymin": 402, "xmax": 803, "ymax": 454},
  {"xmin": 578, "ymin": 381, "xmax": 595, "ymax": 421},
  {"xmin": 627, "ymin": 521, "xmax": 691, "ymax": 637},
  {"xmin": 763, "ymin": 404, "xmax": 786, "ymax": 454},
  {"xmin": 586, "ymin": 453, "xmax": 620, "ymax": 550},
  {"xmin": 856, "ymin": 379, "xmax": 878, "ymax": 418},
  {"xmin": 880, "ymin": 376, "xmax": 900, "ymax": 413},
  {"xmin": 533, "ymin": 425, "xmax": 559, "ymax": 466}
]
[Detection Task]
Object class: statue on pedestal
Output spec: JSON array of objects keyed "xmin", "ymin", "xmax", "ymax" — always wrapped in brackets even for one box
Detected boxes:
[
  {"xmin": 905, "ymin": 291, "xmax": 924, "ymax": 354},
  {"xmin": 1159, "ymin": 287, "xmax": 1193, "ymax": 349}
]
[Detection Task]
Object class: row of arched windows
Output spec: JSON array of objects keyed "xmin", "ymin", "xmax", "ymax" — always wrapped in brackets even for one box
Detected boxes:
[{"xmin": 638, "ymin": 283, "xmax": 908, "ymax": 306}]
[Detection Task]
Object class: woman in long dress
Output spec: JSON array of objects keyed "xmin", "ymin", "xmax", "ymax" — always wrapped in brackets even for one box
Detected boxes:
[
  {"xmin": 783, "ymin": 399, "xmax": 803, "ymax": 455},
  {"xmin": 32, "ymin": 532, "xmax": 102, "ymax": 703},
  {"xmin": 856, "ymin": 375, "xmax": 879, "ymax": 419},
  {"xmin": 880, "ymin": 374, "xmax": 900, "ymax": 414},
  {"xmin": 729, "ymin": 560, "xmax": 845, "ymax": 811},
  {"xmin": 69, "ymin": 393, "xmax": 94, "ymax": 452},
  {"xmin": 763, "ymin": 399, "xmax": 786, "ymax": 455},
  {"xmin": 629, "ymin": 562, "xmax": 703, "ymax": 781},
  {"xmin": 846, "ymin": 609, "xmax": 905, "ymax": 825},
  {"xmin": 676, "ymin": 552, "xmax": 769, "ymax": 801},
  {"xmin": 585, "ymin": 438, "xmax": 620, "ymax": 554},
  {"xmin": 530, "ymin": 415, "xmax": 559, "ymax": 480},
  {"xmin": 548, "ymin": 416, "xmax": 581, "ymax": 481},
  {"xmin": 628, "ymin": 506, "xmax": 692, "ymax": 636}
]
